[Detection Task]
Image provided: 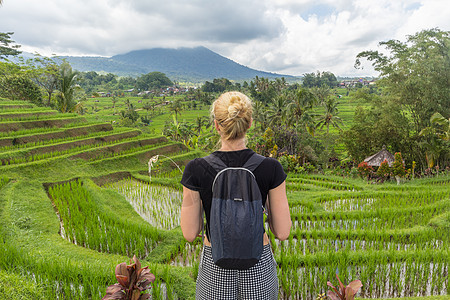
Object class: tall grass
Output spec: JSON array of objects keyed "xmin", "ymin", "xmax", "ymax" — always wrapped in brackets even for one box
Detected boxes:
[
  {"xmin": 48, "ymin": 179, "xmax": 161, "ymax": 258},
  {"xmin": 106, "ymin": 178, "xmax": 182, "ymax": 230}
]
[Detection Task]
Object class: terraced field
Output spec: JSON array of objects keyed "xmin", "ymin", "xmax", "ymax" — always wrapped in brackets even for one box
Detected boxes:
[
  {"xmin": 0, "ymin": 100, "xmax": 200, "ymax": 299},
  {"xmin": 0, "ymin": 99, "xmax": 448, "ymax": 299}
]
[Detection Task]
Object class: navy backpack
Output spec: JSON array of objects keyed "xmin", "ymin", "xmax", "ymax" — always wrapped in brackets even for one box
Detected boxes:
[{"xmin": 203, "ymin": 152, "xmax": 266, "ymax": 270}]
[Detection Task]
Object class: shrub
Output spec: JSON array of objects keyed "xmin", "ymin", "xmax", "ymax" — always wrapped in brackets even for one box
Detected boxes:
[
  {"xmin": 392, "ymin": 152, "xmax": 406, "ymax": 178},
  {"xmin": 0, "ymin": 74, "xmax": 43, "ymax": 105},
  {"xmin": 357, "ymin": 161, "xmax": 373, "ymax": 179},
  {"xmin": 377, "ymin": 159, "xmax": 391, "ymax": 180}
]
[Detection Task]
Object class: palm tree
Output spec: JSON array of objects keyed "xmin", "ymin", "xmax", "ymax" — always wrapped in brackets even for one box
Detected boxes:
[
  {"xmin": 169, "ymin": 99, "xmax": 183, "ymax": 122},
  {"xmin": 288, "ymin": 88, "xmax": 317, "ymax": 130},
  {"xmin": 55, "ymin": 62, "xmax": 79, "ymax": 113},
  {"xmin": 111, "ymin": 97, "xmax": 117, "ymax": 115},
  {"xmin": 252, "ymin": 100, "xmax": 268, "ymax": 130},
  {"xmin": 315, "ymin": 97, "xmax": 344, "ymax": 135},
  {"xmin": 142, "ymin": 101, "xmax": 153, "ymax": 117},
  {"xmin": 267, "ymin": 94, "xmax": 290, "ymax": 128},
  {"xmin": 311, "ymin": 85, "xmax": 332, "ymax": 105},
  {"xmin": 194, "ymin": 115, "xmax": 209, "ymax": 135}
]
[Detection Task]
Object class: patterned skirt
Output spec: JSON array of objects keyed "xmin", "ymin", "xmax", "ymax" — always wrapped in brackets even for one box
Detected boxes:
[{"xmin": 196, "ymin": 244, "xmax": 279, "ymax": 299}]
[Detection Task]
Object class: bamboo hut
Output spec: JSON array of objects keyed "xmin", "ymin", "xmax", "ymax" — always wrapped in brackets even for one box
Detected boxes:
[{"xmin": 364, "ymin": 145, "xmax": 395, "ymax": 167}]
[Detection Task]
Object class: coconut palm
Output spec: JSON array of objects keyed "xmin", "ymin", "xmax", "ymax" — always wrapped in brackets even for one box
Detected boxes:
[
  {"xmin": 267, "ymin": 94, "xmax": 290, "ymax": 128},
  {"xmin": 169, "ymin": 98, "xmax": 183, "ymax": 122},
  {"xmin": 55, "ymin": 62, "xmax": 79, "ymax": 113},
  {"xmin": 311, "ymin": 85, "xmax": 332, "ymax": 105},
  {"xmin": 288, "ymin": 88, "xmax": 317, "ymax": 133},
  {"xmin": 316, "ymin": 97, "xmax": 344, "ymax": 135},
  {"xmin": 252, "ymin": 100, "xmax": 268, "ymax": 130}
]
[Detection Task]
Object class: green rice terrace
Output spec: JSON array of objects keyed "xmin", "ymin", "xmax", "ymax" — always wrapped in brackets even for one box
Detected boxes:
[{"xmin": 0, "ymin": 99, "xmax": 449, "ymax": 300}]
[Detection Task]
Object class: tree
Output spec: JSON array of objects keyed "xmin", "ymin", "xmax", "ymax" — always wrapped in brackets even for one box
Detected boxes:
[
  {"xmin": 0, "ymin": 32, "xmax": 21, "ymax": 60},
  {"xmin": 288, "ymin": 87, "xmax": 317, "ymax": 134},
  {"xmin": 249, "ymin": 76, "xmax": 277, "ymax": 104},
  {"xmin": 420, "ymin": 112, "xmax": 450, "ymax": 142},
  {"xmin": 315, "ymin": 97, "xmax": 344, "ymax": 135},
  {"xmin": 142, "ymin": 101, "xmax": 154, "ymax": 118},
  {"xmin": 55, "ymin": 62, "xmax": 80, "ymax": 113},
  {"xmin": 193, "ymin": 115, "xmax": 210, "ymax": 135},
  {"xmin": 419, "ymin": 112, "xmax": 449, "ymax": 168},
  {"xmin": 0, "ymin": 74, "xmax": 43, "ymax": 104},
  {"xmin": 355, "ymin": 28, "xmax": 450, "ymax": 134},
  {"xmin": 26, "ymin": 55, "xmax": 60, "ymax": 106},
  {"xmin": 311, "ymin": 85, "xmax": 332, "ymax": 105},
  {"xmin": 341, "ymin": 101, "xmax": 415, "ymax": 165},
  {"xmin": 169, "ymin": 98, "xmax": 183, "ymax": 122},
  {"xmin": 302, "ymin": 71, "xmax": 338, "ymax": 88},
  {"xmin": 112, "ymin": 97, "xmax": 117, "ymax": 115},
  {"xmin": 136, "ymin": 72, "xmax": 172, "ymax": 91},
  {"xmin": 267, "ymin": 94, "xmax": 289, "ymax": 128}
]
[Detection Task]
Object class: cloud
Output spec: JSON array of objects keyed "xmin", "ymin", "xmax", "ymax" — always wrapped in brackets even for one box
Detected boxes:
[
  {"xmin": 229, "ymin": 0, "xmax": 449, "ymax": 76},
  {"xmin": 0, "ymin": 0, "xmax": 448, "ymax": 77},
  {"xmin": 0, "ymin": 0, "xmax": 283, "ymax": 56}
]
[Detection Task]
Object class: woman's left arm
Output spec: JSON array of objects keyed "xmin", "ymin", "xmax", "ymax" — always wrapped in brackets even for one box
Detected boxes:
[{"xmin": 180, "ymin": 186, "xmax": 203, "ymax": 242}]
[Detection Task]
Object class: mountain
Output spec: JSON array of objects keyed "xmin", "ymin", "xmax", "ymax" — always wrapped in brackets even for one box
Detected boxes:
[{"xmin": 60, "ymin": 46, "xmax": 296, "ymax": 82}]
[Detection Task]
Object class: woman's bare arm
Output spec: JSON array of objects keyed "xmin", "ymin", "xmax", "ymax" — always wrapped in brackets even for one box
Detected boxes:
[
  {"xmin": 266, "ymin": 181, "xmax": 291, "ymax": 241},
  {"xmin": 180, "ymin": 186, "xmax": 203, "ymax": 242}
]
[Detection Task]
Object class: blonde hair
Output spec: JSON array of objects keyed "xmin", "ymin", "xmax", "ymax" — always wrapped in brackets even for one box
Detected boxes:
[{"xmin": 211, "ymin": 91, "xmax": 253, "ymax": 141}]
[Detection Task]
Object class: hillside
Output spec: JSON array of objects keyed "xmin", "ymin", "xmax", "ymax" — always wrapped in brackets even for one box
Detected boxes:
[{"xmin": 61, "ymin": 46, "xmax": 296, "ymax": 82}]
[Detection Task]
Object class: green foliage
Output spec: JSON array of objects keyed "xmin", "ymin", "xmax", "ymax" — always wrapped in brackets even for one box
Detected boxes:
[
  {"xmin": 392, "ymin": 152, "xmax": 406, "ymax": 178},
  {"xmin": 0, "ymin": 269, "xmax": 45, "ymax": 299},
  {"xmin": 357, "ymin": 161, "xmax": 373, "ymax": 179},
  {"xmin": 377, "ymin": 159, "xmax": 391, "ymax": 180},
  {"xmin": 48, "ymin": 179, "xmax": 160, "ymax": 258},
  {"xmin": 25, "ymin": 54, "xmax": 60, "ymax": 106},
  {"xmin": 55, "ymin": 62, "xmax": 80, "ymax": 113},
  {"xmin": 0, "ymin": 32, "xmax": 21, "ymax": 60},
  {"xmin": 201, "ymin": 77, "xmax": 235, "ymax": 93},
  {"xmin": 0, "ymin": 74, "xmax": 43, "ymax": 104},
  {"xmin": 136, "ymin": 72, "xmax": 173, "ymax": 91},
  {"xmin": 341, "ymin": 103, "xmax": 414, "ymax": 165},
  {"xmin": 355, "ymin": 28, "xmax": 450, "ymax": 133},
  {"xmin": 302, "ymin": 71, "xmax": 338, "ymax": 88}
]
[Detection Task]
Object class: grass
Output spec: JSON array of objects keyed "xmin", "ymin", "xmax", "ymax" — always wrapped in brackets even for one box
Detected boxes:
[
  {"xmin": 0, "ymin": 96, "xmax": 448, "ymax": 299},
  {"xmin": 0, "ymin": 269, "xmax": 46, "ymax": 300}
]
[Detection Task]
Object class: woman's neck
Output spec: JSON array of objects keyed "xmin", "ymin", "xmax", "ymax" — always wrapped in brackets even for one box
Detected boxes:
[{"xmin": 219, "ymin": 137, "xmax": 247, "ymax": 151}]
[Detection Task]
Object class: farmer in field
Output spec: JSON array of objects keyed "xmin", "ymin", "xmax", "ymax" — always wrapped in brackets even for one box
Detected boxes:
[{"xmin": 180, "ymin": 91, "xmax": 291, "ymax": 299}]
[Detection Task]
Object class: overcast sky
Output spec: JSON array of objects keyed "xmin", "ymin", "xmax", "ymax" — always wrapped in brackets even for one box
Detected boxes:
[{"xmin": 1, "ymin": 0, "xmax": 448, "ymax": 77}]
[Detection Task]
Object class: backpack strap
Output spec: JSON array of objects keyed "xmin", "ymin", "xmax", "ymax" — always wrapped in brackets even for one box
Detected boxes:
[
  {"xmin": 242, "ymin": 153, "xmax": 265, "ymax": 172},
  {"xmin": 203, "ymin": 154, "xmax": 227, "ymax": 173},
  {"xmin": 203, "ymin": 152, "xmax": 266, "ymax": 173}
]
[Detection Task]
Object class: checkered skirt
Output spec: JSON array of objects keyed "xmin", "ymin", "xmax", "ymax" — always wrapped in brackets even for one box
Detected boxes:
[{"xmin": 195, "ymin": 244, "xmax": 279, "ymax": 299}]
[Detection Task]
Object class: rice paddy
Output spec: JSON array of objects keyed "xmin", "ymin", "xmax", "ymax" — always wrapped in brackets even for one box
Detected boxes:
[
  {"xmin": 0, "ymin": 98, "xmax": 448, "ymax": 299},
  {"xmin": 106, "ymin": 178, "xmax": 183, "ymax": 230}
]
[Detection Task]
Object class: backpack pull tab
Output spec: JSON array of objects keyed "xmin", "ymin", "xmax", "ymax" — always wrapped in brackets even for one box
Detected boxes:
[{"xmin": 234, "ymin": 198, "xmax": 243, "ymax": 201}]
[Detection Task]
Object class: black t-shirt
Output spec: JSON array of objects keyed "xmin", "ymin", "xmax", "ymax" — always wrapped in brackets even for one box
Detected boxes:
[{"xmin": 180, "ymin": 148, "xmax": 287, "ymax": 239}]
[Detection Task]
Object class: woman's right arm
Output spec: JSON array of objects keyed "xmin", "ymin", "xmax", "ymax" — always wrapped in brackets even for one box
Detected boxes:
[
  {"xmin": 266, "ymin": 181, "xmax": 291, "ymax": 241},
  {"xmin": 180, "ymin": 186, "xmax": 203, "ymax": 242}
]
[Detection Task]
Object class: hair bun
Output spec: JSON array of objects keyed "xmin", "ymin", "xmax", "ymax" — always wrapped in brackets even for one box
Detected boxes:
[{"xmin": 227, "ymin": 95, "xmax": 245, "ymax": 119}]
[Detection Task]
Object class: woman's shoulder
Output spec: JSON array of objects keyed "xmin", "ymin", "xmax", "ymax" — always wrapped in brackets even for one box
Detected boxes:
[{"xmin": 260, "ymin": 156, "xmax": 283, "ymax": 168}]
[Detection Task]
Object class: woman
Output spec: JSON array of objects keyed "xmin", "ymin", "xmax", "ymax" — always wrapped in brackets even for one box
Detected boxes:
[{"xmin": 180, "ymin": 91, "xmax": 291, "ymax": 299}]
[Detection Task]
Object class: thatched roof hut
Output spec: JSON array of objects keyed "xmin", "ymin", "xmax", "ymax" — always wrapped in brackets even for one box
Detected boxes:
[{"xmin": 364, "ymin": 145, "xmax": 395, "ymax": 167}]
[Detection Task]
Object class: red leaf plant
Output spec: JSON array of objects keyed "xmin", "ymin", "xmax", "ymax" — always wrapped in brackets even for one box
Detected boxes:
[
  {"xmin": 327, "ymin": 274, "xmax": 362, "ymax": 300},
  {"xmin": 102, "ymin": 255, "xmax": 156, "ymax": 300}
]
